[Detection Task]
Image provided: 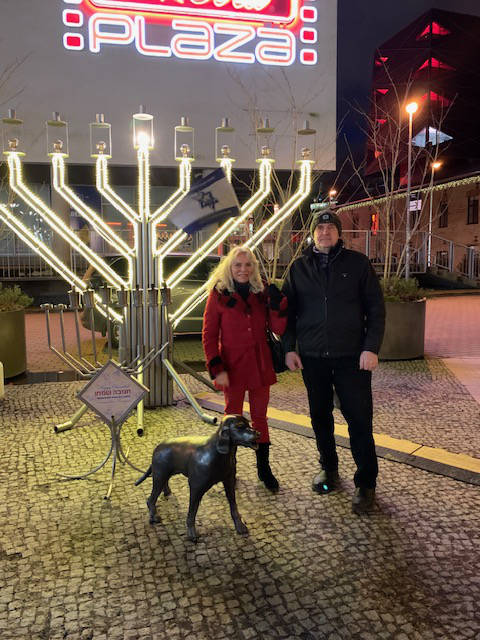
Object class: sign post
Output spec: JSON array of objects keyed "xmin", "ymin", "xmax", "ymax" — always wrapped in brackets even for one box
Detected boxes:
[{"xmin": 58, "ymin": 361, "xmax": 148, "ymax": 499}]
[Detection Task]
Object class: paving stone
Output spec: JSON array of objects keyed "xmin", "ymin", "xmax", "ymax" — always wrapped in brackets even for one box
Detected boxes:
[{"xmin": 0, "ymin": 378, "xmax": 479, "ymax": 640}]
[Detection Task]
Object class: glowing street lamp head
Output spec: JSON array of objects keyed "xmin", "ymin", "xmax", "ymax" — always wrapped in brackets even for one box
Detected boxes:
[
  {"xmin": 432, "ymin": 161, "xmax": 442, "ymax": 171},
  {"xmin": 406, "ymin": 101, "xmax": 418, "ymax": 115},
  {"xmin": 133, "ymin": 106, "xmax": 154, "ymax": 150}
]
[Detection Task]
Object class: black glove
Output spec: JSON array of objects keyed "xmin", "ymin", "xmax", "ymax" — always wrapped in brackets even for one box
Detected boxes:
[{"xmin": 267, "ymin": 283, "xmax": 283, "ymax": 310}]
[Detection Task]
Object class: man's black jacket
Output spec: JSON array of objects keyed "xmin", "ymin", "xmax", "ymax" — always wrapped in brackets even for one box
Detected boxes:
[{"xmin": 281, "ymin": 241, "xmax": 385, "ymax": 358}]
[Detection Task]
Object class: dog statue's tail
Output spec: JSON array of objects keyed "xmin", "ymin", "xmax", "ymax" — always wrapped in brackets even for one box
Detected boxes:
[{"xmin": 135, "ymin": 466, "xmax": 152, "ymax": 486}]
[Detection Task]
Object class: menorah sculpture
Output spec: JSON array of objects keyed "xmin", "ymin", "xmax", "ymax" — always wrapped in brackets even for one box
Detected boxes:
[{"xmin": 0, "ymin": 108, "xmax": 314, "ymax": 434}]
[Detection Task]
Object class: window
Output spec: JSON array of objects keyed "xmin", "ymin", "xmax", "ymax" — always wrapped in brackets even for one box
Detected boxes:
[
  {"xmin": 436, "ymin": 250, "xmax": 449, "ymax": 268},
  {"xmin": 438, "ymin": 201, "xmax": 448, "ymax": 228},
  {"xmin": 467, "ymin": 197, "xmax": 479, "ymax": 225},
  {"xmin": 416, "ymin": 22, "xmax": 451, "ymax": 40},
  {"xmin": 417, "ymin": 57, "xmax": 455, "ymax": 72}
]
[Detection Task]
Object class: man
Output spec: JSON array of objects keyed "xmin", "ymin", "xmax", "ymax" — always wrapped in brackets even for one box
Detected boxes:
[{"xmin": 282, "ymin": 209, "xmax": 385, "ymax": 514}]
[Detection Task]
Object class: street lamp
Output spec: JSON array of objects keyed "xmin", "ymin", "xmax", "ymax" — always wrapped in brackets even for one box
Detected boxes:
[
  {"xmin": 329, "ymin": 189, "xmax": 337, "ymax": 205},
  {"xmin": 405, "ymin": 101, "xmax": 418, "ymax": 279},
  {"xmin": 427, "ymin": 160, "xmax": 442, "ymax": 268}
]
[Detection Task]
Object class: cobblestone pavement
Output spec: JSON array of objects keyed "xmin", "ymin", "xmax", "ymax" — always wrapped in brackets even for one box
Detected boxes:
[
  {"xmin": 0, "ymin": 381, "xmax": 479, "ymax": 640},
  {"xmin": 270, "ymin": 358, "xmax": 480, "ymax": 459}
]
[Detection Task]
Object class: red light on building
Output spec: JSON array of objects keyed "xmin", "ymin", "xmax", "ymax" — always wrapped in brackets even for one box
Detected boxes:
[
  {"xmin": 417, "ymin": 21, "xmax": 451, "ymax": 39},
  {"xmin": 88, "ymin": 0, "xmax": 298, "ymax": 24},
  {"xmin": 418, "ymin": 57, "xmax": 455, "ymax": 71},
  {"xmin": 371, "ymin": 213, "xmax": 379, "ymax": 235}
]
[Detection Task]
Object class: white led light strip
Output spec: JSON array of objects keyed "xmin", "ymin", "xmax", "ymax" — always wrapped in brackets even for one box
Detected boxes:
[
  {"xmin": 150, "ymin": 157, "xmax": 192, "ymax": 224},
  {"xmin": 171, "ymin": 159, "xmax": 312, "ymax": 327},
  {"xmin": 52, "ymin": 154, "xmax": 135, "ymax": 286},
  {"xmin": 245, "ymin": 160, "xmax": 313, "ymax": 248},
  {"xmin": 7, "ymin": 153, "xmax": 128, "ymax": 291},
  {"xmin": 0, "ymin": 203, "xmax": 123, "ymax": 323},
  {"xmin": 166, "ymin": 158, "xmax": 273, "ymax": 289},
  {"xmin": 96, "ymin": 155, "xmax": 140, "ymax": 224}
]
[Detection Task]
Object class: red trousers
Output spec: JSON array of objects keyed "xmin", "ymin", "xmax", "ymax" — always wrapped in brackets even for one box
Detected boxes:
[{"xmin": 223, "ymin": 385, "xmax": 271, "ymax": 443}]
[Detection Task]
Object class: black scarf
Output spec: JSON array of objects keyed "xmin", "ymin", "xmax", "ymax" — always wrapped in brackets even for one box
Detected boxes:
[{"xmin": 233, "ymin": 281, "xmax": 251, "ymax": 301}]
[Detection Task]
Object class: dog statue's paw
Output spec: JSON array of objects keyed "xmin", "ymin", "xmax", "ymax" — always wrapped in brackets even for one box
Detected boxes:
[{"xmin": 235, "ymin": 520, "xmax": 249, "ymax": 536}]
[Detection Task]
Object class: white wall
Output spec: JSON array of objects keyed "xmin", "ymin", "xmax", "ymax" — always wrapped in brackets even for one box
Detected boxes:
[{"xmin": 0, "ymin": 0, "xmax": 337, "ymax": 170}]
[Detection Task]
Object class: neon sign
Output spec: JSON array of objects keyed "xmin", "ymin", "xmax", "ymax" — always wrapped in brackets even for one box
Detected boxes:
[
  {"xmin": 89, "ymin": 0, "xmax": 298, "ymax": 24},
  {"xmin": 62, "ymin": 0, "xmax": 319, "ymax": 66}
]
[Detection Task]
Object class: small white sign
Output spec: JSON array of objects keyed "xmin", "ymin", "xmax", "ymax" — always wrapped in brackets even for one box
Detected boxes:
[
  {"xmin": 409, "ymin": 193, "xmax": 422, "ymax": 212},
  {"xmin": 78, "ymin": 361, "xmax": 148, "ymax": 426}
]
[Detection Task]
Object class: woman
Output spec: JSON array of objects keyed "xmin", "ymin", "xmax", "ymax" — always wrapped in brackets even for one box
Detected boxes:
[{"xmin": 202, "ymin": 246, "xmax": 288, "ymax": 492}]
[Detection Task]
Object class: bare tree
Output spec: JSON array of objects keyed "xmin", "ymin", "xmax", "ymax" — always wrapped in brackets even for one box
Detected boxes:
[
  {"xmin": 344, "ymin": 66, "xmax": 452, "ymax": 280},
  {"xmin": 224, "ymin": 66, "xmax": 338, "ymax": 283}
]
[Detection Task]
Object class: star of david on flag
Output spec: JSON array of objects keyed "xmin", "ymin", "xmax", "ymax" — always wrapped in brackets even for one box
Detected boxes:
[{"xmin": 169, "ymin": 167, "xmax": 240, "ymax": 234}]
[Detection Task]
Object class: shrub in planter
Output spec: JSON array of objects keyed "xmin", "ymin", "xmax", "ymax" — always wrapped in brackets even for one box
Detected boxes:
[
  {"xmin": 379, "ymin": 277, "xmax": 427, "ymax": 360},
  {"xmin": 0, "ymin": 284, "xmax": 33, "ymax": 378}
]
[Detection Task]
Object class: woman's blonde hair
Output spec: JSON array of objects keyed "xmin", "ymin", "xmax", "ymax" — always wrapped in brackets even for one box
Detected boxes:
[{"xmin": 206, "ymin": 245, "xmax": 264, "ymax": 294}]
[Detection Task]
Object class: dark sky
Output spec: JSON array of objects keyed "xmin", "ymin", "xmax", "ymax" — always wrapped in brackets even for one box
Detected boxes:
[{"xmin": 336, "ymin": 0, "xmax": 480, "ymax": 164}]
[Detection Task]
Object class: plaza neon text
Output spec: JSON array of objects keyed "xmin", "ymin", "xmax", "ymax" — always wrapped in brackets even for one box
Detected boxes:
[{"xmin": 79, "ymin": 13, "xmax": 297, "ymax": 65}]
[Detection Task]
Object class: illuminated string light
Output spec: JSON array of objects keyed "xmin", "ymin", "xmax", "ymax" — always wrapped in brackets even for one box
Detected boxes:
[
  {"xmin": 220, "ymin": 157, "xmax": 233, "ymax": 183},
  {"xmin": 7, "ymin": 152, "xmax": 128, "ymax": 290},
  {"xmin": 171, "ymin": 158, "xmax": 312, "ymax": 326},
  {"xmin": 52, "ymin": 154, "xmax": 135, "ymax": 286},
  {"xmin": 337, "ymin": 174, "xmax": 480, "ymax": 214},
  {"xmin": 245, "ymin": 159, "xmax": 312, "ymax": 247},
  {"xmin": 151, "ymin": 157, "xmax": 192, "ymax": 224},
  {"xmin": 96, "ymin": 155, "xmax": 139, "ymax": 223},
  {"xmin": 0, "ymin": 203, "xmax": 122, "ymax": 323}
]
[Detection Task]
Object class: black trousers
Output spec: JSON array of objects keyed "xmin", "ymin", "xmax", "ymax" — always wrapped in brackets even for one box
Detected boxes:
[{"xmin": 301, "ymin": 355, "xmax": 378, "ymax": 489}]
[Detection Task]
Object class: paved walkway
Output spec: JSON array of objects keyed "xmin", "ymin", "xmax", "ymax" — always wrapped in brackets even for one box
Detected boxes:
[
  {"xmin": 0, "ymin": 295, "xmax": 478, "ymax": 639},
  {"xmin": 0, "ymin": 380, "xmax": 478, "ymax": 640}
]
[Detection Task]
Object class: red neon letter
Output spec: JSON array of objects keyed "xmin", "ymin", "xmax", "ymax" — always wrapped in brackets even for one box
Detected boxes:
[
  {"xmin": 213, "ymin": 24, "xmax": 255, "ymax": 64},
  {"xmin": 171, "ymin": 20, "xmax": 214, "ymax": 60},
  {"xmin": 135, "ymin": 16, "xmax": 171, "ymax": 57},
  {"xmin": 255, "ymin": 28, "xmax": 295, "ymax": 66},
  {"xmin": 89, "ymin": 13, "xmax": 135, "ymax": 53}
]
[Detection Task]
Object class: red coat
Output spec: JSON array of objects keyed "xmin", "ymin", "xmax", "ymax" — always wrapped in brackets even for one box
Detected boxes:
[{"xmin": 202, "ymin": 288, "xmax": 288, "ymax": 391}]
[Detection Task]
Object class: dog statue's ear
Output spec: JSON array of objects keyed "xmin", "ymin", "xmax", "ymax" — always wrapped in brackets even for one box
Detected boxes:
[{"xmin": 216, "ymin": 422, "xmax": 231, "ymax": 454}]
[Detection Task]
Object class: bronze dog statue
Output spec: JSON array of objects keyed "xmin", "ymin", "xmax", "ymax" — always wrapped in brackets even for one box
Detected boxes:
[{"xmin": 135, "ymin": 415, "xmax": 259, "ymax": 542}]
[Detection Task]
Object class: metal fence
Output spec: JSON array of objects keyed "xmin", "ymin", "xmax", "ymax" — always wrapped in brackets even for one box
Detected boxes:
[{"xmin": 1, "ymin": 225, "xmax": 479, "ymax": 283}]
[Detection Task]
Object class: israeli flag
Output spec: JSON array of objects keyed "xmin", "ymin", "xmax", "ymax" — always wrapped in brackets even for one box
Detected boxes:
[{"xmin": 169, "ymin": 168, "xmax": 240, "ymax": 234}]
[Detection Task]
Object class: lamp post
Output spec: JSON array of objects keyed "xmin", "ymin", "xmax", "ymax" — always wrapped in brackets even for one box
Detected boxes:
[
  {"xmin": 427, "ymin": 161, "xmax": 442, "ymax": 268},
  {"xmin": 328, "ymin": 189, "xmax": 337, "ymax": 206},
  {"xmin": 405, "ymin": 101, "xmax": 418, "ymax": 279}
]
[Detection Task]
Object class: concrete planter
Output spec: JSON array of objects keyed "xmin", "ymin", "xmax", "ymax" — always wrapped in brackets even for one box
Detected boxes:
[
  {"xmin": 0, "ymin": 309, "xmax": 27, "ymax": 378},
  {"xmin": 379, "ymin": 299, "xmax": 426, "ymax": 361}
]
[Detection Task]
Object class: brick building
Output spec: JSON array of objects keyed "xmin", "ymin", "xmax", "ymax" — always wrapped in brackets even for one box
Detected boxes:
[{"xmin": 337, "ymin": 170, "xmax": 480, "ymax": 280}]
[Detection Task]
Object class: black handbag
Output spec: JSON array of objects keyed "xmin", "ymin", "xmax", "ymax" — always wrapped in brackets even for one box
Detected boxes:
[{"xmin": 266, "ymin": 328, "xmax": 287, "ymax": 373}]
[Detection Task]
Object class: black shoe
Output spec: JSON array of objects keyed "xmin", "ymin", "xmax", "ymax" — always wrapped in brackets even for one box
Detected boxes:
[
  {"xmin": 352, "ymin": 487, "xmax": 375, "ymax": 514},
  {"xmin": 312, "ymin": 469, "xmax": 340, "ymax": 494},
  {"xmin": 256, "ymin": 443, "xmax": 279, "ymax": 493}
]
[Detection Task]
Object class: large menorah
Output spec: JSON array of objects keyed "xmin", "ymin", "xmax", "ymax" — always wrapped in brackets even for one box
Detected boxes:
[{"xmin": 0, "ymin": 108, "xmax": 313, "ymax": 427}]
